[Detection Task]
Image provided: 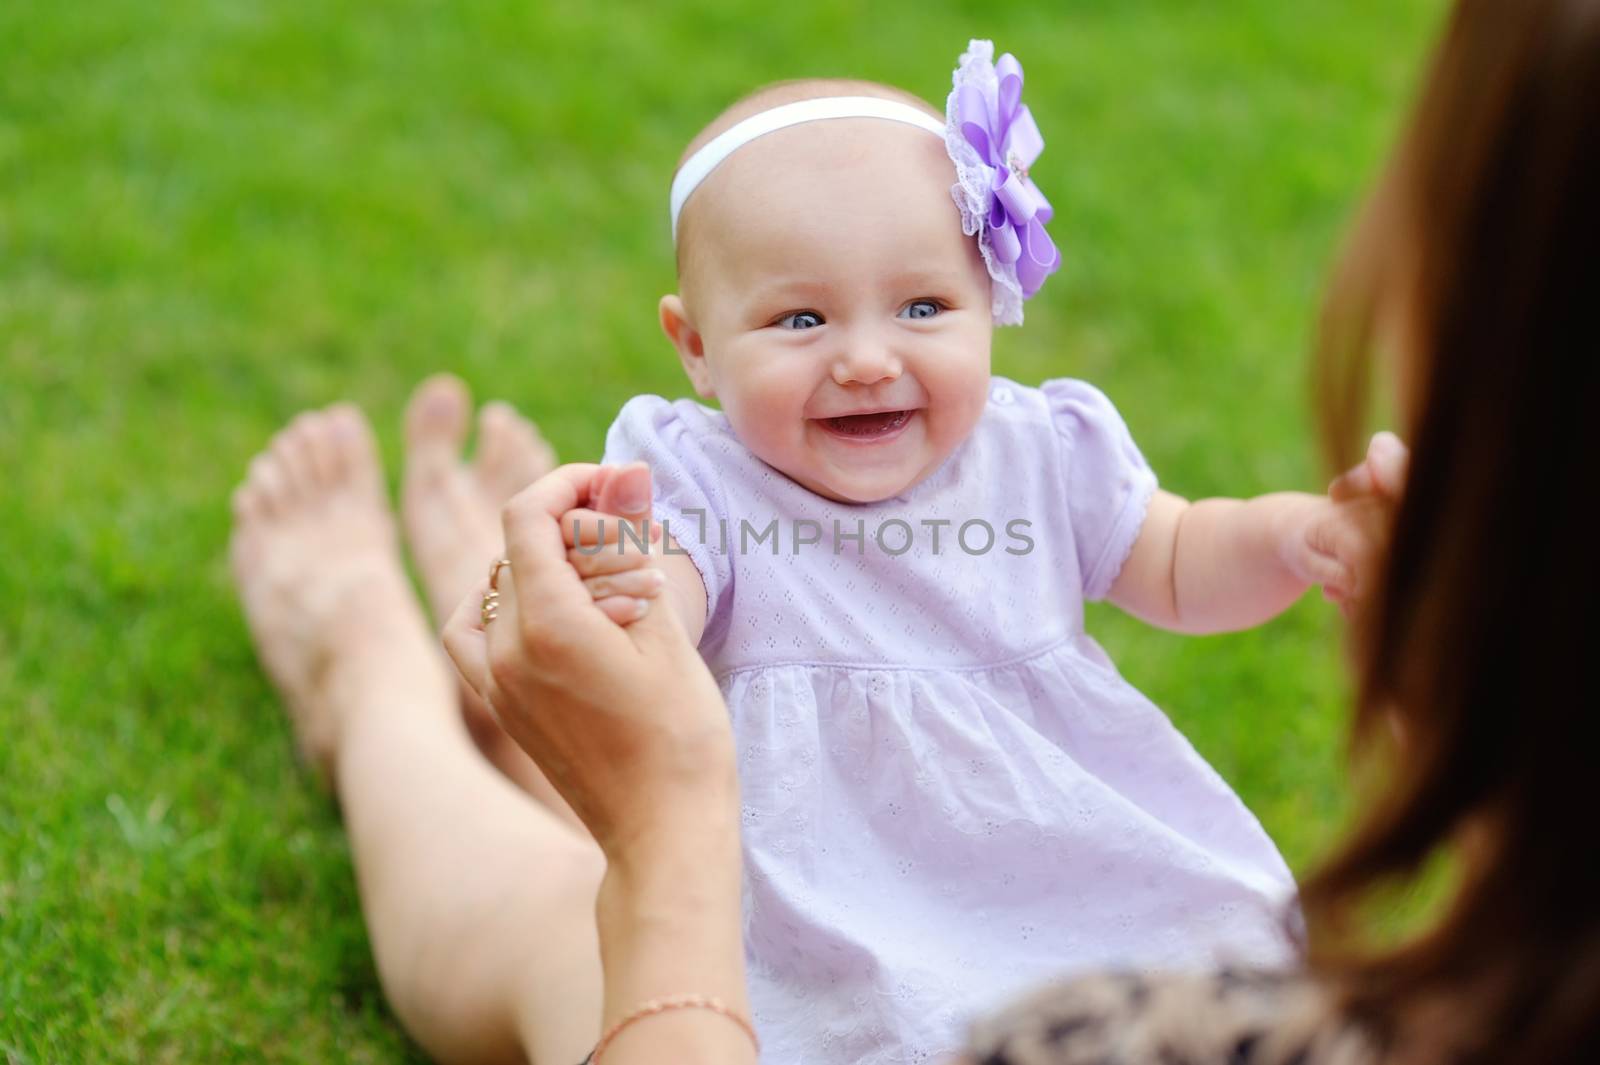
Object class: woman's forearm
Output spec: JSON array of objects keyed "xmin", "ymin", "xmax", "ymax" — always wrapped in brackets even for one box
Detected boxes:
[{"xmin": 591, "ymin": 796, "xmax": 754, "ymax": 1063}]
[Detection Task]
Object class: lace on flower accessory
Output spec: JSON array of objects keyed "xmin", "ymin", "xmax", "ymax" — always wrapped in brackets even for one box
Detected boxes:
[{"xmin": 945, "ymin": 39, "xmax": 1061, "ymax": 326}]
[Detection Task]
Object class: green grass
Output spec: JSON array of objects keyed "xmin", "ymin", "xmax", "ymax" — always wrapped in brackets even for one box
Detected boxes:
[{"xmin": 1, "ymin": 1, "xmax": 1442, "ymax": 1059}]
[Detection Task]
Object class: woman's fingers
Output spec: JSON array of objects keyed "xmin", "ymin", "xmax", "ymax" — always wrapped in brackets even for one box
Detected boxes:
[
  {"xmin": 561, "ymin": 461, "xmax": 662, "ymax": 578},
  {"xmin": 1327, "ymin": 462, "xmax": 1374, "ymax": 502},
  {"xmin": 432, "ymin": 456, "xmax": 735, "ymax": 859},
  {"xmin": 1366, "ymin": 430, "xmax": 1409, "ymax": 498},
  {"xmin": 500, "ymin": 463, "xmax": 609, "ymax": 627},
  {"xmin": 567, "ymin": 542, "xmax": 657, "ymax": 578},
  {"xmin": 556, "ymin": 462, "xmax": 656, "ymax": 546},
  {"xmin": 562, "ymin": 507, "xmax": 662, "ymax": 548},
  {"xmin": 593, "ymin": 462, "xmax": 654, "ymax": 526},
  {"xmin": 442, "ymin": 579, "xmax": 495, "ymax": 707},
  {"xmin": 594, "ymin": 595, "xmax": 652, "ymax": 626},
  {"xmin": 584, "ymin": 568, "xmax": 666, "ymax": 602},
  {"xmin": 1329, "ymin": 431, "xmax": 1410, "ymax": 501}
]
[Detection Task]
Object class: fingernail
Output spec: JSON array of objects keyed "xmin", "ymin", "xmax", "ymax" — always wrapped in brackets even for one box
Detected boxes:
[
  {"xmin": 616, "ymin": 467, "xmax": 650, "ymax": 514},
  {"xmin": 632, "ymin": 598, "xmax": 651, "ymax": 620},
  {"xmin": 646, "ymin": 568, "xmax": 666, "ymax": 589}
]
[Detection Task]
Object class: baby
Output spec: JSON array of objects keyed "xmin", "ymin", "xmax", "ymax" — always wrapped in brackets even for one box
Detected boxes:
[{"xmin": 562, "ymin": 41, "xmax": 1379, "ymax": 1065}]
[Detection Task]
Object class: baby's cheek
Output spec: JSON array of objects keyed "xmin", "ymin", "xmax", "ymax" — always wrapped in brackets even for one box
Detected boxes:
[
  {"xmin": 723, "ymin": 396, "xmax": 802, "ymax": 470},
  {"xmin": 924, "ymin": 339, "xmax": 991, "ymax": 424},
  {"xmin": 727, "ymin": 363, "xmax": 806, "ymax": 430},
  {"xmin": 927, "ymin": 381, "xmax": 989, "ymax": 455},
  {"xmin": 744, "ymin": 389, "xmax": 796, "ymax": 429}
]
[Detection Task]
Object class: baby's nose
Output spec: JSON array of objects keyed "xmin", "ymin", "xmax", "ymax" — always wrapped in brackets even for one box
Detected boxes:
[{"xmin": 830, "ymin": 341, "xmax": 903, "ymax": 386}]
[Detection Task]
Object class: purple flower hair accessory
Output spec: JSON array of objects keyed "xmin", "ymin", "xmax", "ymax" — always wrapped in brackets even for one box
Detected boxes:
[{"xmin": 945, "ymin": 40, "xmax": 1061, "ymax": 325}]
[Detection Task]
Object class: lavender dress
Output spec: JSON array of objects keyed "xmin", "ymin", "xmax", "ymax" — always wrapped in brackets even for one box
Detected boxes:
[{"xmin": 601, "ymin": 376, "xmax": 1295, "ymax": 1065}]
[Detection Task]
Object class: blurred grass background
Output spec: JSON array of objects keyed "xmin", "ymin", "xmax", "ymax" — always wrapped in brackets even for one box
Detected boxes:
[{"xmin": 2, "ymin": 0, "xmax": 1442, "ymax": 1060}]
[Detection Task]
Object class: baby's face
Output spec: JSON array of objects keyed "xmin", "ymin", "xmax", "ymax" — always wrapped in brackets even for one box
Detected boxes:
[{"xmin": 675, "ymin": 119, "xmax": 993, "ymax": 504}]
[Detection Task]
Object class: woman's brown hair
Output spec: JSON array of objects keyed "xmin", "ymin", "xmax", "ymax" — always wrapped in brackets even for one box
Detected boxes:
[{"xmin": 1304, "ymin": 1, "xmax": 1600, "ymax": 1062}]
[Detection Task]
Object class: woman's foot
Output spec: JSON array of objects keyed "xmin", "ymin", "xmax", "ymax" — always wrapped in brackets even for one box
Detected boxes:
[
  {"xmin": 399, "ymin": 375, "xmax": 578, "ymax": 811},
  {"xmin": 401, "ymin": 373, "xmax": 557, "ymax": 625},
  {"xmin": 229, "ymin": 405, "xmax": 442, "ymax": 782}
]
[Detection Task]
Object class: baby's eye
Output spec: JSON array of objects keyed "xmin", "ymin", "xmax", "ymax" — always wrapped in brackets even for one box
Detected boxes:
[
  {"xmin": 898, "ymin": 300, "xmax": 942, "ymax": 321},
  {"xmin": 775, "ymin": 310, "xmax": 825, "ymax": 330}
]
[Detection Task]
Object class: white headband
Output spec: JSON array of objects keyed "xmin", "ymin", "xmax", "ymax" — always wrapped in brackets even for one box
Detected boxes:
[{"xmin": 669, "ymin": 95, "xmax": 947, "ymax": 240}]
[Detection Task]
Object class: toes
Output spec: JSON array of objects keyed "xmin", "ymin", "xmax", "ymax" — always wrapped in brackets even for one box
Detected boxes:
[
  {"xmin": 247, "ymin": 452, "xmax": 291, "ymax": 516},
  {"xmin": 270, "ymin": 415, "xmax": 323, "ymax": 501},
  {"xmin": 231, "ymin": 482, "xmax": 265, "ymax": 524},
  {"xmin": 474, "ymin": 401, "xmax": 558, "ymax": 500},
  {"xmin": 522, "ymin": 421, "xmax": 558, "ymax": 482},
  {"xmin": 245, "ymin": 405, "xmax": 382, "ymax": 519},
  {"xmin": 404, "ymin": 373, "xmax": 472, "ymax": 483},
  {"xmin": 473, "ymin": 401, "xmax": 519, "ymax": 484},
  {"xmin": 324, "ymin": 402, "xmax": 384, "ymax": 495},
  {"xmin": 299, "ymin": 409, "xmax": 345, "ymax": 487}
]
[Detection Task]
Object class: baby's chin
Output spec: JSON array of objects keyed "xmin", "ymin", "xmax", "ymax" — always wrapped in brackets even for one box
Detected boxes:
[{"xmin": 787, "ymin": 460, "xmax": 933, "ymax": 505}]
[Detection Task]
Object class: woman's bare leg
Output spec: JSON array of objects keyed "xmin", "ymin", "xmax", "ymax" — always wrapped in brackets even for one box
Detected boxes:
[
  {"xmin": 230, "ymin": 403, "xmax": 603, "ymax": 1065},
  {"xmin": 397, "ymin": 374, "xmax": 585, "ymax": 827}
]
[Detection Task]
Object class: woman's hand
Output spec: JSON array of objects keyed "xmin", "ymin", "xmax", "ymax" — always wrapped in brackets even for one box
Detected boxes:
[
  {"xmin": 443, "ymin": 460, "xmax": 754, "ymax": 1063},
  {"xmin": 1282, "ymin": 431, "xmax": 1410, "ymax": 617},
  {"xmin": 559, "ymin": 462, "xmax": 670, "ymax": 628},
  {"xmin": 1328, "ymin": 429, "xmax": 1409, "ymax": 505},
  {"xmin": 441, "ymin": 461, "xmax": 736, "ymax": 861}
]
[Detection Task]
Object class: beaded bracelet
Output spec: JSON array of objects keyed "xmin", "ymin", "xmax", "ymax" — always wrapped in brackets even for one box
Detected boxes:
[{"xmin": 590, "ymin": 994, "xmax": 759, "ymax": 1063}]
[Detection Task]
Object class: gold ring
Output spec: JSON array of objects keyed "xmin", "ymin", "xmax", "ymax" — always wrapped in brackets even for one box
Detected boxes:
[{"xmin": 481, "ymin": 558, "xmax": 510, "ymax": 625}]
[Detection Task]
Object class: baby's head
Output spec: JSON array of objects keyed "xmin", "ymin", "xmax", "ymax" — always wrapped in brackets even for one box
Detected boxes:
[{"xmin": 660, "ymin": 79, "xmax": 995, "ymax": 505}]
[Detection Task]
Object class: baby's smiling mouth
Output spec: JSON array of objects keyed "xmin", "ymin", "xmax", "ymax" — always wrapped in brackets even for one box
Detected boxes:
[{"xmin": 813, "ymin": 409, "xmax": 916, "ymax": 442}]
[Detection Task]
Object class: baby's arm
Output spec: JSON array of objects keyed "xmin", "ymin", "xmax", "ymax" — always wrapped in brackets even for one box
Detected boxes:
[
  {"xmin": 650, "ymin": 542, "xmax": 710, "ymax": 646},
  {"xmin": 1108, "ymin": 484, "xmax": 1388, "ymax": 635}
]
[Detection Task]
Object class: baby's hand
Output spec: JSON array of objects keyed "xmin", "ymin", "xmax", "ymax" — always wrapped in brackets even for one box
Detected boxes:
[
  {"xmin": 1282, "ymin": 431, "xmax": 1409, "ymax": 616},
  {"xmin": 558, "ymin": 462, "xmax": 666, "ymax": 626},
  {"xmin": 1328, "ymin": 429, "xmax": 1409, "ymax": 506},
  {"xmin": 1282, "ymin": 496, "xmax": 1386, "ymax": 612}
]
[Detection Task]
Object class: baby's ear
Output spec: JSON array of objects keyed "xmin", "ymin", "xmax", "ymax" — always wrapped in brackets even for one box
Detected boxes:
[{"xmin": 659, "ymin": 294, "xmax": 715, "ymax": 399}]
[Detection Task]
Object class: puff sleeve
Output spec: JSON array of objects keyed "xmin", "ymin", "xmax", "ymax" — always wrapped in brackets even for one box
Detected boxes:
[{"xmin": 1041, "ymin": 378, "xmax": 1159, "ymax": 602}]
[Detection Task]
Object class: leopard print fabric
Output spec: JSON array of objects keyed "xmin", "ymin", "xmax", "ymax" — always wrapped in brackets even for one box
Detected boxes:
[{"xmin": 965, "ymin": 968, "xmax": 1379, "ymax": 1065}]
